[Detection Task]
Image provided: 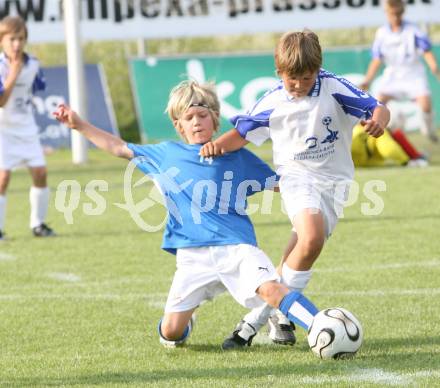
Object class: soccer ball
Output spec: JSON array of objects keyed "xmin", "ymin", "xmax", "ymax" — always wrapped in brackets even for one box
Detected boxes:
[
  {"xmin": 307, "ymin": 307, "xmax": 363, "ymax": 359},
  {"xmin": 322, "ymin": 116, "xmax": 332, "ymax": 126}
]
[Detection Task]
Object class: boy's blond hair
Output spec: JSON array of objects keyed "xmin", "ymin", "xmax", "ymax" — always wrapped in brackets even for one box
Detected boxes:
[
  {"xmin": 275, "ymin": 30, "xmax": 322, "ymax": 76},
  {"xmin": 0, "ymin": 16, "xmax": 27, "ymax": 41},
  {"xmin": 385, "ymin": 0, "xmax": 404, "ymax": 11},
  {"xmin": 166, "ymin": 80, "xmax": 220, "ymax": 139}
]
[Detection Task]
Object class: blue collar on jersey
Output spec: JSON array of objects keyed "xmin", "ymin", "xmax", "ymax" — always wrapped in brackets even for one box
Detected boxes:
[{"xmin": 308, "ymin": 74, "xmax": 321, "ymax": 97}]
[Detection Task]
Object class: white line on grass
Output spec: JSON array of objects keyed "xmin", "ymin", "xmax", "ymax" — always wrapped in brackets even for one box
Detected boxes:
[
  {"xmin": 310, "ymin": 288, "xmax": 440, "ymax": 297},
  {"xmin": 1, "ymin": 287, "xmax": 440, "ymax": 301},
  {"xmin": 299, "ymin": 368, "xmax": 408, "ymax": 385},
  {"xmin": 298, "ymin": 368, "xmax": 440, "ymax": 386},
  {"xmin": 48, "ymin": 272, "xmax": 82, "ymax": 282},
  {"xmin": 1, "ymin": 277, "xmax": 172, "ymax": 292},
  {"xmin": 0, "ymin": 292, "xmax": 168, "ymax": 301},
  {"xmin": 315, "ymin": 259, "xmax": 440, "ymax": 273},
  {"xmin": 0, "ymin": 252, "xmax": 15, "ymax": 261}
]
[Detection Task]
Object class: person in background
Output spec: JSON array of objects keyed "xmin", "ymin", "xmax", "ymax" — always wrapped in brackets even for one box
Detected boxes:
[
  {"xmin": 361, "ymin": 0, "xmax": 440, "ymax": 143},
  {"xmin": 0, "ymin": 16, "xmax": 55, "ymax": 239},
  {"xmin": 351, "ymin": 125, "xmax": 428, "ymax": 168}
]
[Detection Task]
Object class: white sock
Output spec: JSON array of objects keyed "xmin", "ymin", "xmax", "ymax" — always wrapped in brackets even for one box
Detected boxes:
[
  {"xmin": 281, "ymin": 263, "xmax": 313, "ymax": 292},
  {"xmin": 243, "ymin": 303, "xmax": 274, "ymax": 332},
  {"xmin": 29, "ymin": 186, "xmax": 50, "ymax": 228},
  {"xmin": 274, "ymin": 309, "xmax": 291, "ymax": 325},
  {"xmin": 419, "ymin": 110, "xmax": 434, "ymax": 137},
  {"xmin": 0, "ymin": 195, "xmax": 6, "ymax": 231}
]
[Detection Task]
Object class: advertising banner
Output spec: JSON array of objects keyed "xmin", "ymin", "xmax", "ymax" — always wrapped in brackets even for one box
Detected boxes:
[
  {"xmin": 1, "ymin": 0, "xmax": 438, "ymax": 43},
  {"xmin": 130, "ymin": 46, "xmax": 440, "ymax": 140}
]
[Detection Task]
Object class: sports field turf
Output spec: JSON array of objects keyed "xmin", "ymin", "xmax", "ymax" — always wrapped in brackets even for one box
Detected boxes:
[{"xmin": 1, "ymin": 137, "xmax": 439, "ymax": 387}]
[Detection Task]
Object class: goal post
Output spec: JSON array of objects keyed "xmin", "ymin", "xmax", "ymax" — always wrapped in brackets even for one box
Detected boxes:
[{"xmin": 64, "ymin": 0, "xmax": 88, "ymax": 164}]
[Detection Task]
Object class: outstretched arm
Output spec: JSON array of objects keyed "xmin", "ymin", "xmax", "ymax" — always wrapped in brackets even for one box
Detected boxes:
[
  {"xmin": 54, "ymin": 104, "xmax": 133, "ymax": 159},
  {"xmin": 423, "ymin": 51, "xmax": 440, "ymax": 81},
  {"xmin": 200, "ymin": 128, "xmax": 248, "ymax": 157},
  {"xmin": 361, "ymin": 104, "xmax": 390, "ymax": 138},
  {"xmin": 360, "ymin": 58, "xmax": 382, "ymax": 90}
]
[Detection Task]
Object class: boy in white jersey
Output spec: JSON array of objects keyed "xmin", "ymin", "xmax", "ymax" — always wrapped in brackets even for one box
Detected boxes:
[
  {"xmin": 0, "ymin": 16, "xmax": 54, "ymax": 239},
  {"xmin": 361, "ymin": 0, "xmax": 440, "ymax": 143},
  {"xmin": 201, "ymin": 30, "xmax": 389, "ymax": 349},
  {"xmin": 54, "ymin": 80, "xmax": 320, "ymax": 349}
]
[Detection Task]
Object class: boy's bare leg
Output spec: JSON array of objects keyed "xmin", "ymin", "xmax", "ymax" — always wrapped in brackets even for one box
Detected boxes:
[
  {"xmin": 0, "ymin": 170, "xmax": 10, "ymax": 236},
  {"xmin": 223, "ymin": 212, "xmax": 323, "ymax": 349},
  {"xmin": 159, "ymin": 308, "xmax": 197, "ymax": 347},
  {"xmin": 279, "ymin": 231, "xmax": 298, "ymax": 272},
  {"xmin": 239, "ymin": 231, "xmax": 298, "ymax": 331},
  {"xmin": 284, "ymin": 209, "xmax": 325, "ymax": 271}
]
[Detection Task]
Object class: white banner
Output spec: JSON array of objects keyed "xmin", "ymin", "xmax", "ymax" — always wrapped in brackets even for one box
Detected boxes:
[{"xmin": 1, "ymin": 0, "xmax": 438, "ymax": 43}]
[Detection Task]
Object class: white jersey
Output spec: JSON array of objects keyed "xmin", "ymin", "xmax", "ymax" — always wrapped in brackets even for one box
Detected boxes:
[
  {"xmin": 372, "ymin": 20, "xmax": 431, "ymax": 79},
  {"xmin": 231, "ymin": 69, "xmax": 380, "ymax": 182},
  {"xmin": 0, "ymin": 52, "xmax": 46, "ymax": 137}
]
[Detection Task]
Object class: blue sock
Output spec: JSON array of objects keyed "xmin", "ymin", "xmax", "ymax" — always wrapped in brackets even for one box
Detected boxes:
[{"xmin": 278, "ymin": 291, "xmax": 319, "ymax": 330}]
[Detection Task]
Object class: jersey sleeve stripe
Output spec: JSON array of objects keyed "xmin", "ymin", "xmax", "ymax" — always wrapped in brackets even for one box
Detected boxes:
[
  {"xmin": 415, "ymin": 35, "xmax": 432, "ymax": 52},
  {"xmin": 231, "ymin": 109, "xmax": 273, "ymax": 137}
]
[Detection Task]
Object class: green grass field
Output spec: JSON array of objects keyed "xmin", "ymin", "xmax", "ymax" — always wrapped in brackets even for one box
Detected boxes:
[{"xmin": 1, "ymin": 137, "xmax": 440, "ymax": 387}]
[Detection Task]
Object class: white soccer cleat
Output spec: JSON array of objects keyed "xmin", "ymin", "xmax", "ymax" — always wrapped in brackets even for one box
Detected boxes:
[{"xmin": 407, "ymin": 157, "xmax": 429, "ymax": 168}]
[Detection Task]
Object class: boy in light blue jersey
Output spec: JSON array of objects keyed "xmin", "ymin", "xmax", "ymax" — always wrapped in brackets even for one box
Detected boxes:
[
  {"xmin": 201, "ymin": 30, "xmax": 390, "ymax": 348},
  {"xmin": 0, "ymin": 16, "xmax": 54, "ymax": 239},
  {"xmin": 54, "ymin": 80, "xmax": 320, "ymax": 349}
]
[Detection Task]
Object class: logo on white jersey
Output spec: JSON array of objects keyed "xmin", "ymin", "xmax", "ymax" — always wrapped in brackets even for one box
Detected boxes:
[
  {"xmin": 305, "ymin": 137, "xmax": 318, "ymax": 149},
  {"xmin": 321, "ymin": 116, "xmax": 339, "ymax": 145}
]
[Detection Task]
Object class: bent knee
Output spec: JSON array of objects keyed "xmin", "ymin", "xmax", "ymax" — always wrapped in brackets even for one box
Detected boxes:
[
  {"xmin": 257, "ymin": 281, "xmax": 288, "ymax": 306},
  {"xmin": 31, "ymin": 167, "xmax": 47, "ymax": 186},
  {"xmin": 160, "ymin": 320, "xmax": 186, "ymax": 340}
]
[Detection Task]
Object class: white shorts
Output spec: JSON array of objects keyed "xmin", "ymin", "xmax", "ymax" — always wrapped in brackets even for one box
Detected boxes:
[
  {"xmin": 375, "ymin": 67, "xmax": 430, "ymax": 100},
  {"xmin": 0, "ymin": 133, "xmax": 46, "ymax": 170},
  {"xmin": 164, "ymin": 244, "xmax": 279, "ymax": 313},
  {"xmin": 279, "ymin": 174, "xmax": 349, "ymax": 238}
]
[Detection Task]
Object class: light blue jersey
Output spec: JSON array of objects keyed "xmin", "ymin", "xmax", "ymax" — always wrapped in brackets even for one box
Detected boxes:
[
  {"xmin": 127, "ymin": 141, "xmax": 277, "ymax": 254},
  {"xmin": 230, "ymin": 69, "xmax": 380, "ymax": 182}
]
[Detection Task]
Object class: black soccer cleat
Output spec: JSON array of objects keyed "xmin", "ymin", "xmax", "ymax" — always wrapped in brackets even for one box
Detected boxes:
[
  {"xmin": 0, "ymin": 230, "xmax": 4, "ymax": 241},
  {"xmin": 222, "ymin": 320, "xmax": 257, "ymax": 350},
  {"xmin": 267, "ymin": 311, "xmax": 296, "ymax": 346},
  {"xmin": 32, "ymin": 223, "xmax": 56, "ymax": 237}
]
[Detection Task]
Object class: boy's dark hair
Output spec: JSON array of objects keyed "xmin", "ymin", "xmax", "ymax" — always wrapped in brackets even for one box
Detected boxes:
[
  {"xmin": 275, "ymin": 30, "xmax": 322, "ymax": 76},
  {"xmin": 0, "ymin": 16, "xmax": 28, "ymax": 41}
]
